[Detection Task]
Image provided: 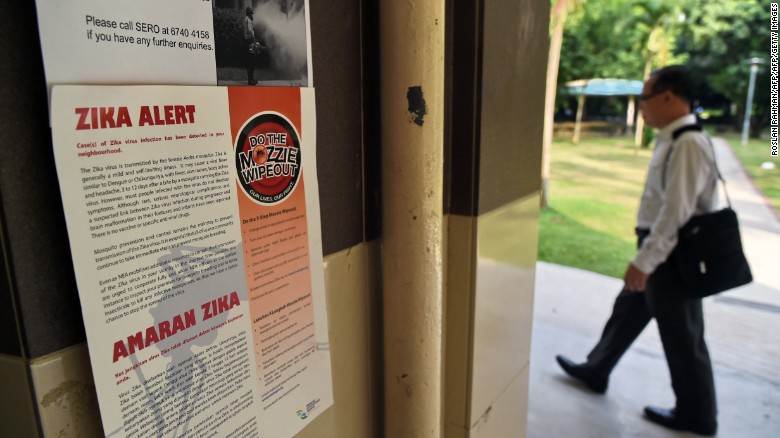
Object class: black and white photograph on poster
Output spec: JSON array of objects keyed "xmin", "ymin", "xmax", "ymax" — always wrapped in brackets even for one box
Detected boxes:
[
  {"xmin": 33, "ymin": 0, "xmax": 314, "ymax": 98},
  {"xmin": 213, "ymin": 0, "xmax": 309, "ymax": 87}
]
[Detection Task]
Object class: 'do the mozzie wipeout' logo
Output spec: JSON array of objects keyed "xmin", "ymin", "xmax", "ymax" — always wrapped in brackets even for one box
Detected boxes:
[{"xmin": 235, "ymin": 112, "xmax": 301, "ymax": 205}]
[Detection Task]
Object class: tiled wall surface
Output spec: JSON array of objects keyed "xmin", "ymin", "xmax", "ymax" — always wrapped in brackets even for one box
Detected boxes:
[
  {"xmin": 28, "ymin": 345, "xmax": 103, "ymax": 437},
  {"xmin": 471, "ymin": 366, "xmax": 531, "ymax": 438},
  {"xmin": 296, "ymin": 241, "xmax": 383, "ymax": 438},
  {"xmin": 0, "ymin": 354, "xmax": 39, "ymax": 437},
  {"xmin": 445, "ymin": 195, "xmax": 541, "ymax": 437},
  {"xmin": 444, "ymin": 0, "xmax": 547, "ymax": 436},
  {"xmin": 470, "ymin": 195, "xmax": 540, "ymax": 434}
]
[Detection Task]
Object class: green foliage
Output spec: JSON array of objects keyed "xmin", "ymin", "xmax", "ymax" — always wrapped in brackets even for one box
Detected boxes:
[
  {"xmin": 681, "ymin": 0, "xmax": 766, "ymax": 63},
  {"xmin": 558, "ymin": 0, "xmax": 644, "ymax": 85},
  {"xmin": 678, "ymin": 0, "xmax": 770, "ymax": 130},
  {"xmin": 627, "ymin": 0, "xmax": 685, "ymax": 62},
  {"xmin": 556, "ymin": 0, "xmax": 770, "ymax": 131},
  {"xmin": 641, "ymin": 124, "xmax": 654, "ymax": 148},
  {"xmin": 558, "ymin": 0, "xmax": 688, "ymax": 85},
  {"xmin": 550, "ymin": 0, "xmax": 587, "ymax": 31}
]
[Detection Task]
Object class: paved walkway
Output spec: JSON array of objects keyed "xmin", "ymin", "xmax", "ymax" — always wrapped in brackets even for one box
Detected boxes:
[{"xmin": 527, "ymin": 137, "xmax": 780, "ymax": 437}]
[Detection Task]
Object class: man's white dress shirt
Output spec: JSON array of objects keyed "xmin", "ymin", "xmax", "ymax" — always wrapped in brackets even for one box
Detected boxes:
[{"xmin": 632, "ymin": 114, "xmax": 720, "ymax": 274}]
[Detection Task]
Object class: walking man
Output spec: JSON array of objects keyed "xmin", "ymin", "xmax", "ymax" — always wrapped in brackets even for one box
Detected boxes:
[{"xmin": 556, "ymin": 66, "xmax": 719, "ymax": 436}]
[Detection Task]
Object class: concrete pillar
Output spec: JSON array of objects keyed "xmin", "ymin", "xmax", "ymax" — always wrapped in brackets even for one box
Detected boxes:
[{"xmin": 380, "ymin": 1, "xmax": 446, "ymax": 437}]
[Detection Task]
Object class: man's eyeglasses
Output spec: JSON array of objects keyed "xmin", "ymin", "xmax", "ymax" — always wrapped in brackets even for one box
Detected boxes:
[{"xmin": 638, "ymin": 90, "xmax": 665, "ymax": 101}]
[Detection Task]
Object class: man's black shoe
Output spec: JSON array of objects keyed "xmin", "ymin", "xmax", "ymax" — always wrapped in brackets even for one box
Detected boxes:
[
  {"xmin": 643, "ymin": 406, "xmax": 717, "ymax": 436},
  {"xmin": 555, "ymin": 355, "xmax": 607, "ymax": 394}
]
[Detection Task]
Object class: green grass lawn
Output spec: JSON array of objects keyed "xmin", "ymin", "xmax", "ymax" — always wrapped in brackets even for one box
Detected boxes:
[
  {"xmin": 539, "ymin": 133, "xmax": 780, "ymax": 278},
  {"xmin": 538, "ymin": 137, "xmax": 652, "ymax": 278},
  {"xmin": 717, "ymin": 133, "xmax": 780, "ymax": 213}
]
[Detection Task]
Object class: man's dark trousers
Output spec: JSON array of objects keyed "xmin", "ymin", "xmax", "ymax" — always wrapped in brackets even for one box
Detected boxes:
[{"xmin": 584, "ymin": 234, "xmax": 717, "ymax": 423}]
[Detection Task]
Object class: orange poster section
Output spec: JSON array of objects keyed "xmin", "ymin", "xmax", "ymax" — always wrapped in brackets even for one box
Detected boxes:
[{"xmin": 227, "ymin": 87, "xmax": 317, "ymax": 397}]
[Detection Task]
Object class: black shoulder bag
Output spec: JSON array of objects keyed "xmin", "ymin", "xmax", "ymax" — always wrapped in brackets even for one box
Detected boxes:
[{"xmin": 664, "ymin": 125, "xmax": 753, "ymax": 298}]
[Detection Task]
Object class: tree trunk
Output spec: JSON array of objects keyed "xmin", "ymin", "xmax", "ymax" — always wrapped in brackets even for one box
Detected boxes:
[
  {"xmin": 541, "ymin": 0, "xmax": 569, "ymax": 207},
  {"xmin": 634, "ymin": 49, "xmax": 653, "ymax": 149}
]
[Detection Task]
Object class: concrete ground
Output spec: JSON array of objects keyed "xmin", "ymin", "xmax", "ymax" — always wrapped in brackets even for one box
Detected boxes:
[{"xmin": 527, "ymin": 138, "xmax": 780, "ymax": 437}]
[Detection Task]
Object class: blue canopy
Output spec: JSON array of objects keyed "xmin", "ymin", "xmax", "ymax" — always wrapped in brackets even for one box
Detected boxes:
[{"xmin": 564, "ymin": 79, "xmax": 643, "ymax": 96}]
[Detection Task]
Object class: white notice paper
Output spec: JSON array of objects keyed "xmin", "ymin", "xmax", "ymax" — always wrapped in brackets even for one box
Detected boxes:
[
  {"xmin": 35, "ymin": 0, "xmax": 313, "ymax": 91},
  {"xmin": 50, "ymin": 85, "xmax": 331, "ymax": 437}
]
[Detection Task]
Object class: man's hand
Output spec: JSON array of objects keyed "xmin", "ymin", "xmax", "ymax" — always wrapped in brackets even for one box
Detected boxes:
[{"xmin": 623, "ymin": 263, "xmax": 649, "ymax": 292}]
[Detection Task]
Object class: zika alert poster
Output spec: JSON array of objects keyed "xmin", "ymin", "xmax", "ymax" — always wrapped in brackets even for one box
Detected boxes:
[
  {"xmin": 35, "ymin": 0, "xmax": 313, "ymax": 89},
  {"xmin": 50, "ymin": 85, "xmax": 332, "ymax": 437}
]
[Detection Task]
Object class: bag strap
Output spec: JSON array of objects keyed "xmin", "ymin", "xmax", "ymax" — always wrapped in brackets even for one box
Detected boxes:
[
  {"xmin": 662, "ymin": 124, "xmax": 732, "ymax": 208},
  {"xmin": 672, "ymin": 124, "xmax": 703, "ymax": 140}
]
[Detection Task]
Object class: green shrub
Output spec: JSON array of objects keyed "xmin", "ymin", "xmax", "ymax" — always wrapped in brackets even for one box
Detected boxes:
[{"xmin": 641, "ymin": 124, "xmax": 654, "ymax": 148}]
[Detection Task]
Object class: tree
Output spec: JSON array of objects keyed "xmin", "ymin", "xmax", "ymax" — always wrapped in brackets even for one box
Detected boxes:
[
  {"xmin": 677, "ymin": 0, "xmax": 770, "ymax": 134},
  {"xmin": 542, "ymin": 0, "xmax": 584, "ymax": 207},
  {"xmin": 557, "ymin": 0, "xmax": 647, "ymax": 84},
  {"xmin": 627, "ymin": 0, "xmax": 687, "ymax": 147},
  {"xmin": 541, "ymin": 0, "xmax": 768, "ymax": 207},
  {"xmin": 554, "ymin": 0, "xmax": 689, "ymax": 148}
]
